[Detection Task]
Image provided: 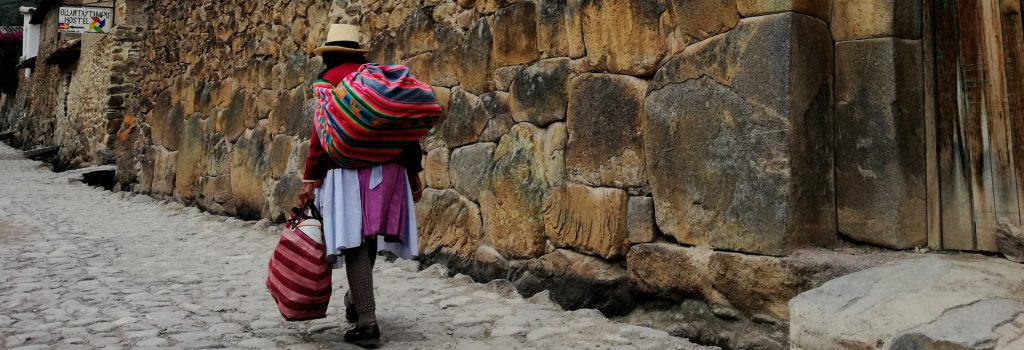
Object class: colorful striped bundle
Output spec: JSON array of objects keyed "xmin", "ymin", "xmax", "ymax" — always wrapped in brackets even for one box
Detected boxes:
[
  {"xmin": 266, "ymin": 207, "xmax": 331, "ymax": 321},
  {"xmin": 312, "ymin": 64, "xmax": 441, "ymax": 168}
]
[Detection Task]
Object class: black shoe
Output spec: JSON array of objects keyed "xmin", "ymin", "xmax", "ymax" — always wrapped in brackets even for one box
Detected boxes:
[
  {"xmin": 345, "ymin": 301, "xmax": 357, "ymax": 323},
  {"xmin": 343, "ymin": 324, "xmax": 381, "ymax": 349}
]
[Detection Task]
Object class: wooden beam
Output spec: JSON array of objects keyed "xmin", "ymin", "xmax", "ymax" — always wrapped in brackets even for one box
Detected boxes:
[
  {"xmin": 936, "ymin": 0, "xmax": 978, "ymax": 250},
  {"xmin": 1000, "ymin": 0, "xmax": 1024, "ymax": 237},
  {"xmin": 924, "ymin": 0, "xmax": 942, "ymax": 250}
]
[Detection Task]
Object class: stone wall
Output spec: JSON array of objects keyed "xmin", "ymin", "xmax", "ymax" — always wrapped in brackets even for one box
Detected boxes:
[
  {"xmin": 0, "ymin": 0, "xmax": 140, "ymax": 170},
  {"xmin": 112, "ymin": 0, "xmax": 338, "ymax": 221},
  {"xmin": 2, "ymin": 8, "xmax": 70, "ymax": 153},
  {"xmin": 4, "ymin": 0, "xmax": 930, "ymax": 333},
  {"xmin": 399, "ymin": 0, "xmax": 844, "ymax": 323},
  {"xmin": 60, "ymin": 34, "xmax": 119, "ymax": 166}
]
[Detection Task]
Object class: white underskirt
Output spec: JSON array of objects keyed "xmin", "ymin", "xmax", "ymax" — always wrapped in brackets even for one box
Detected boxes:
[{"xmin": 314, "ymin": 167, "xmax": 418, "ymax": 269}]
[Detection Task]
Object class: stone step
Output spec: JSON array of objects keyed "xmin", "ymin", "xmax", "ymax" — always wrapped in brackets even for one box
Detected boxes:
[
  {"xmin": 23, "ymin": 146, "xmax": 59, "ymax": 159},
  {"xmin": 790, "ymin": 255, "xmax": 1024, "ymax": 349},
  {"xmin": 60, "ymin": 165, "xmax": 118, "ymax": 190}
]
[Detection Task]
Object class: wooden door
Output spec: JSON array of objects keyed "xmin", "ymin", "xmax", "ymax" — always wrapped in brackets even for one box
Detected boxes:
[{"xmin": 934, "ymin": 0, "xmax": 1024, "ymax": 251}]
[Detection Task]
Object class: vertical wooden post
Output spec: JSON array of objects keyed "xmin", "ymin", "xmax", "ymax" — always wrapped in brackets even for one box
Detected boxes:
[
  {"xmin": 936, "ymin": 0, "xmax": 979, "ymax": 250},
  {"xmin": 924, "ymin": 0, "xmax": 943, "ymax": 250},
  {"xmin": 933, "ymin": 0, "xmax": 1024, "ymax": 251},
  {"xmin": 1001, "ymin": 0, "xmax": 1024, "ymax": 230}
]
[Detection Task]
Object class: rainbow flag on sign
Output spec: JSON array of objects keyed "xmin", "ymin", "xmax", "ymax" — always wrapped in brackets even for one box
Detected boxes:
[{"xmin": 89, "ymin": 17, "xmax": 105, "ymax": 33}]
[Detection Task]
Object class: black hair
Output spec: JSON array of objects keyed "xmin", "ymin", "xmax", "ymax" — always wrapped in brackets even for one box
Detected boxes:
[{"xmin": 318, "ymin": 51, "xmax": 369, "ymax": 79}]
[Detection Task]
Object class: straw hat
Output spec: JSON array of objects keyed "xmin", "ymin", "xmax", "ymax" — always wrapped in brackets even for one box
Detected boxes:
[{"xmin": 314, "ymin": 24, "xmax": 370, "ymax": 55}]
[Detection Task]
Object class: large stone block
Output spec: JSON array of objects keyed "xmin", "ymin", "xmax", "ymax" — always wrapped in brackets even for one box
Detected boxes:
[
  {"xmin": 510, "ymin": 58, "xmax": 571, "ymax": 126},
  {"xmin": 516, "ymin": 249, "xmax": 633, "ymax": 315},
  {"xmin": 208, "ymin": 174, "xmax": 233, "ymax": 204},
  {"xmin": 149, "ymin": 91, "xmax": 183, "ymax": 152},
  {"xmin": 450, "ymin": 142, "xmax": 496, "ymax": 201},
  {"xmin": 665, "ymin": 0, "xmax": 740, "ymax": 53},
  {"xmin": 790, "ymin": 256, "xmax": 1024, "ymax": 349},
  {"xmin": 832, "ymin": 0, "xmax": 921, "ymax": 41},
  {"xmin": 367, "ymin": 34, "xmax": 403, "ymax": 67},
  {"xmin": 174, "ymin": 115, "xmax": 208, "ymax": 202},
  {"xmin": 479, "ymin": 91, "xmax": 515, "ymax": 142},
  {"xmin": 438, "ymin": 88, "xmax": 488, "ymax": 148},
  {"xmin": 216, "ymin": 90, "xmax": 251, "ymax": 143},
  {"xmin": 205, "ymin": 134, "xmax": 232, "ymax": 177},
  {"xmin": 490, "ymin": 1, "xmax": 539, "ymax": 67},
  {"xmin": 627, "ymin": 243, "xmax": 718, "ymax": 304},
  {"xmin": 417, "ymin": 189, "xmax": 484, "ymax": 257},
  {"xmin": 835, "ymin": 38, "xmax": 926, "ymax": 249},
  {"xmin": 149, "ymin": 147, "xmax": 178, "ymax": 197},
  {"xmin": 403, "ymin": 26, "xmax": 463, "ymax": 87},
  {"xmin": 208, "ymin": 78, "xmax": 239, "ymax": 109},
  {"xmin": 566, "ymin": 74, "xmax": 647, "ymax": 188},
  {"xmin": 230, "ymin": 127, "xmax": 271, "ymax": 220},
  {"xmin": 645, "ymin": 13, "xmax": 835, "ymax": 256},
  {"xmin": 543, "ymin": 122, "xmax": 567, "ymax": 187},
  {"xmin": 627, "ymin": 196, "xmax": 656, "ymax": 244},
  {"xmin": 581, "ymin": 0, "xmax": 668, "ymax": 75},
  {"xmin": 736, "ymin": 0, "xmax": 831, "ymax": 22},
  {"xmin": 268, "ymin": 134, "xmax": 293, "ymax": 179},
  {"xmin": 544, "ymin": 184, "xmax": 629, "ymax": 259},
  {"xmin": 115, "ymin": 117, "xmax": 143, "ymax": 187},
  {"xmin": 458, "ymin": 18, "xmax": 494, "ymax": 94},
  {"xmin": 708, "ymin": 250, "xmax": 803, "ymax": 320},
  {"xmin": 480, "ymin": 123, "xmax": 563, "ymax": 259},
  {"xmin": 492, "ymin": 65, "xmax": 522, "ymax": 92},
  {"xmin": 256, "ymin": 90, "xmax": 277, "ymax": 120},
  {"xmin": 424, "ymin": 147, "xmax": 452, "ymax": 189},
  {"xmin": 537, "ymin": 0, "xmax": 585, "ymax": 59},
  {"xmin": 395, "ymin": 9, "xmax": 440, "ymax": 58},
  {"xmin": 433, "ymin": 86, "xmax": 453, "ymax": 112},
  {"xmin": 628, "ymin": 243, "xmax": 891, "ymax": 320},
  {"xmin": 268, "ymin": 87, "xmax": 311, "ymax": 137},
  {"xmin": 270, "ymin": 174, "xmax": 303, "ymax": 222},
  {"xmin": 172, "ymin": 79, "xmax": 199, "ymax": 117}
]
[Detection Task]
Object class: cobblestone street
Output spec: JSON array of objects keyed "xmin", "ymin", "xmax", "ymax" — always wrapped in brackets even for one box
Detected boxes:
[{"xmin": 0, "ymin": 143, "xmax": 709, "ymax": 350}]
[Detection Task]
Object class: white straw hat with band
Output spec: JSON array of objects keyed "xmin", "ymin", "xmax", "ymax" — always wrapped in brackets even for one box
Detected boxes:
[{"xmin": 314, "ymin": 24, "xmax": 370, "ymax": 55}]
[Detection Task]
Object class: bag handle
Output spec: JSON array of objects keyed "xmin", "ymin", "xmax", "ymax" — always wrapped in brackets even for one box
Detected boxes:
[
  {"xmin": 287, "ymin": 201, "xmax": 322, "ymax": 228},
  {"xmin": 304, "ymin": 201, "xmax": 323, "ymax": 221}
]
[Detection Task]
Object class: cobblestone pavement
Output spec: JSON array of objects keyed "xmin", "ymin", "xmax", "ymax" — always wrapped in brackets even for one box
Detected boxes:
[{"xmin": 0, "ymin": 143, "xmax": 711, "ymax": 350}]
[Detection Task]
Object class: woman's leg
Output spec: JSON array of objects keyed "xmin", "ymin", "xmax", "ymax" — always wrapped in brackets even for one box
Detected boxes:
[
  {"xmin": 344, "ymin": 240, "xmax": 377, "ymax": 327},
  {"xmin": 344, "ymin": 239, "xmax": 378, "ymax": 323}
]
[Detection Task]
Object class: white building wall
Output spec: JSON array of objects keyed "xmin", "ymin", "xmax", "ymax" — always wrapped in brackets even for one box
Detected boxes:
[{"xmin": 19, "ymin": 7, "xmax": 39, "ymax": 61}]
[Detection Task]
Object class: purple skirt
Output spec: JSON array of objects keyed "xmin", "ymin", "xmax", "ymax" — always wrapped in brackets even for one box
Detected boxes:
[{"xmin": 357, "ymin": 162, "xmax": 409, "ymax": 241}]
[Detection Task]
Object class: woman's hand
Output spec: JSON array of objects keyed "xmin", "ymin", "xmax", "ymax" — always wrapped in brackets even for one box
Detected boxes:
[
  {"xmin": 410, "ymin": 175, "xmax": 424, "ymax": 202},
  {"xmin": 298, "ymin": 180, "xmax": 321, "ymax": 205}
]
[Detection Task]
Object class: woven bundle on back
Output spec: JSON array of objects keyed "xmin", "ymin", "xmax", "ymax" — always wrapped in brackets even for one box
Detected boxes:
[{"xmin": 312, "ymin": 64, "xmax": 441, "ymax": 168}]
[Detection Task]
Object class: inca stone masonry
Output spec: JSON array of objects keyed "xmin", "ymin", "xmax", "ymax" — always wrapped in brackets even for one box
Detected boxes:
[{"xmin": 4, "ymin": 0, "xmax": 1023, "ymax": 347}]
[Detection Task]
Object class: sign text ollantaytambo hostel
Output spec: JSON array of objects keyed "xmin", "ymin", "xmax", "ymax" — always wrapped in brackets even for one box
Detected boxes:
[{"xmin": 57, "ymin": 6, "xmax": 113, "ymax": 34}]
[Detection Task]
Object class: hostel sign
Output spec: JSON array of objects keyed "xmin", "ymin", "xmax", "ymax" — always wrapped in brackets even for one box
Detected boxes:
[{"xmin": 57, "ymin": 6, "xmax": 114, "ymax": 34}]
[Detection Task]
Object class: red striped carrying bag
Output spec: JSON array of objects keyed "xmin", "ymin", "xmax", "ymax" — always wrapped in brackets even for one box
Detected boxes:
[
  {"xmin": 312, "ymin": 63, "xmax": 442, "ymax": 168},
  {"xmin": 266, "ymin": 203, "xmax": 332, "ymax": 321}
]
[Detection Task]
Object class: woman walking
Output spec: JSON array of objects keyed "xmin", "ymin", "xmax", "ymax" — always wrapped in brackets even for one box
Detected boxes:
[{"xmin": 298, "ymin": 24, "xmax": 426, "ymax": 348}]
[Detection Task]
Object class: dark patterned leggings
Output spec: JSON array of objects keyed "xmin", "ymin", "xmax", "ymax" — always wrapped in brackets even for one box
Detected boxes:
[{"xmin": 344, "ymin": 239, "xmax": 377, "ymax": 326}]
